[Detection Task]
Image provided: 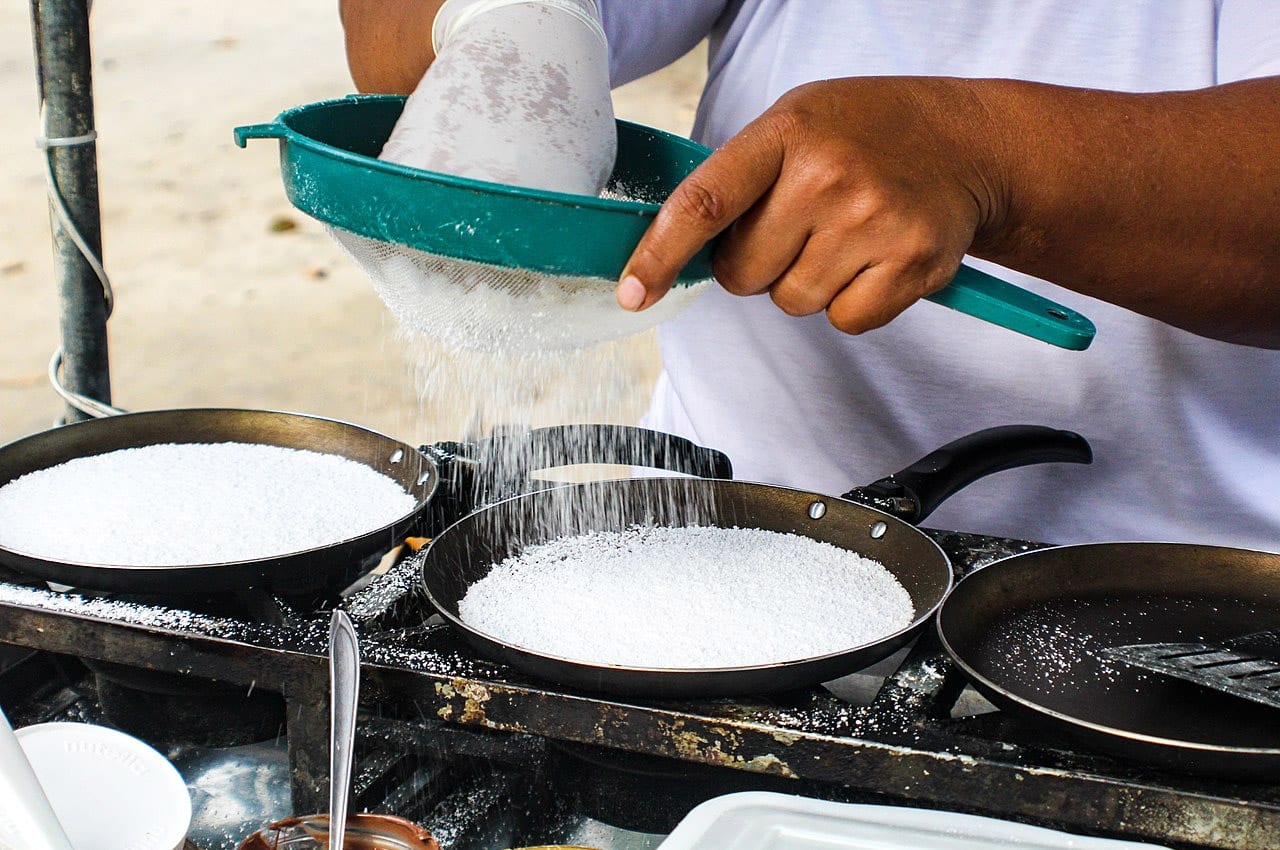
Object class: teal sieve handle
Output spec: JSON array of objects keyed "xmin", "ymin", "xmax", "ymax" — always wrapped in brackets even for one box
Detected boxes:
[
  {"xmin": 233, "ymin": 123, "xmax": 286, "ymax": 147},
  {"xmin": 232, "ymin": 110, "xmax": 1094, "ymax": 350},
  {"xmin": 925, "ymin": 263, "xmax": 1095, "ymax": 350}
]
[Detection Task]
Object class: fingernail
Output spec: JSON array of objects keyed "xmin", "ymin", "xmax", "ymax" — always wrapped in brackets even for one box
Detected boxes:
[{"xmin": 616, "ymin": 274, "xmax": 646, "ymax": 311}]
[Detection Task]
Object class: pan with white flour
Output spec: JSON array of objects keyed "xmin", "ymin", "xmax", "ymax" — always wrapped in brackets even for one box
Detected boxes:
[
  {"xmin": 421, "ymin": 425, "xmax": 1093, "ymax": 696},
  {"xmin": 0, "ymin": 414, "xmax": 733, "ymax": 598},
  {"xmin": 0, "ymin": 409, "xmax": 437, "ymax": 596}
]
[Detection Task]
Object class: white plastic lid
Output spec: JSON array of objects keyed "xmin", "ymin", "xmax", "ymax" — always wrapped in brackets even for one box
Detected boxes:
[{"xmin": 3, "ymin": 723, "xmax": 192, "ymax": 850}]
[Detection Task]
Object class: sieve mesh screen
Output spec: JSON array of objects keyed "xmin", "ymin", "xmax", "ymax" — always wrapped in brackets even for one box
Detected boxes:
[
  {"xmin": 332, "ymin": 227, "xmax": 710, "ymax": 354},
  {"xmin": 329, "ymin": 1, "xmax": 713, "ymax": 353}
]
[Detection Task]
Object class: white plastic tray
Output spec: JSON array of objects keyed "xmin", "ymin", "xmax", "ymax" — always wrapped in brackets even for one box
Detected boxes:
[{"xmin": 657, "ymin": 792, "xmax": 1170, "ymax": 850}]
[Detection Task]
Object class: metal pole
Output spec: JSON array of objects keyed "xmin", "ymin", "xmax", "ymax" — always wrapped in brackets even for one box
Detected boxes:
[{"xmin": 30, "ymin": 0, "xmax": 112, "ymax": 423}]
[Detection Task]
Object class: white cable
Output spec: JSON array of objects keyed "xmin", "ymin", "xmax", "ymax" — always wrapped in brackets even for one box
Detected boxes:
[
  {"xmin": 36, "ymin": 104, "xmax": 114, "ymax": 320},
  {"xmin": 36, "ymin": 130, "xmax": 98, "ymax": 149},
  {"xmin": 37, "ymin": 101, "xmax": 121, "ymax": 419},
  {"xmin": 47, "ymin": 349, "xmax": 124, "ymax": 418}
]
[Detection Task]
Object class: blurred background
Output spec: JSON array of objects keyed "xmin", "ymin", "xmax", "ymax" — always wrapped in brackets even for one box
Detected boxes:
[{"xmin": 0, "ymin": 2, "xmax": 706, "ymax": 445}]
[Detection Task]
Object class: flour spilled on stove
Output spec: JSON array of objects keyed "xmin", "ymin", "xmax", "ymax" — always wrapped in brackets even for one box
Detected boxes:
[
  {"xmin": 0, "ymin": 443, "xmax": 416, "ymax": 566},
  {"xmin": 458, "ymin": 525, "xmax": 915, "ymax": 668}
]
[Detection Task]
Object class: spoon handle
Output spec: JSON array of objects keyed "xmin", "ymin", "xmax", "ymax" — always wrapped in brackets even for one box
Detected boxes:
[
  {"xmin": 329, "ymin": 609, "xmax": 360, "ymax": 850},
  {"xmin": 0, "ymin": 708, "xmax": 76, "ymax": 850}
]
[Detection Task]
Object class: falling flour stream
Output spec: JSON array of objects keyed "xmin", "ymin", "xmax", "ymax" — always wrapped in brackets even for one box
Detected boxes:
[{"xmin": 330, "ymin": 0, "xmax": 910, "ymax": 670}]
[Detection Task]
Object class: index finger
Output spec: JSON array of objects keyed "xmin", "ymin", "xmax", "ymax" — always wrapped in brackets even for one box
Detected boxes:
[{"xmin": 616, "ymin": 119, "xmax": 786, "ymax": 311}]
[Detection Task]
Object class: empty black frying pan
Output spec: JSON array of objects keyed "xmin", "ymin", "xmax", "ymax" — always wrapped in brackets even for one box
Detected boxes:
[
  {"xmin": 422, "ymin": 425, "xmax": 1092, "ymax": 697},
  {"xmin": 937, "ymin": 542, "xmax": 1280, "ymax": 779}
]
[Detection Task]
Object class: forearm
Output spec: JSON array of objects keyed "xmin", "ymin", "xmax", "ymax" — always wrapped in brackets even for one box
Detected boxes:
[
  {"xmin": 968, "ymin": 77, "xmax": 1280, "ymax": 347},
  {"xmin": 340, "ymin": 0, "xmax": 444, "ymax": 93}
]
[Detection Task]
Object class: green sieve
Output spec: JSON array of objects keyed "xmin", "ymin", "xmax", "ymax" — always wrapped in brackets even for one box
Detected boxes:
[{"xmin": 235, "ymin": 94, "xmax": 1095, "ymax": 351}]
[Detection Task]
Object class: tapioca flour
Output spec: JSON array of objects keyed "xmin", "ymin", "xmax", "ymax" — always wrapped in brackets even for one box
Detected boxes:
[
  {"xmin": 458, "ymin": 525, "xmax": 915, "ymax": 668},
  {"xmin": 0, "ymin": 443, "xmax": 417, "ymax": 566}
]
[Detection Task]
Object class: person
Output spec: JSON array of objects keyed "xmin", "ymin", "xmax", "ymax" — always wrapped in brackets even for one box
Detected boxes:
[{"xmin": 340, "ymin": 1, "xmax": 1280, "ymax": 550}]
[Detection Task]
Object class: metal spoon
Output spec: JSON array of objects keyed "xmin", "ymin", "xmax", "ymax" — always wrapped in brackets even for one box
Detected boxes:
[
  {"xmin": 329, "ymin": 609, "xmax": 360, "ymax": 850},
  {"xmin": 0, "ymin": 707, "xmax": 76, "ymax": 850}
]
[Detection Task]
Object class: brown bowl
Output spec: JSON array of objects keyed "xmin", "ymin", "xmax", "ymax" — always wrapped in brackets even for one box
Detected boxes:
[{"xmin": 237, "ymin": 813, "xmax": 440, "ymax": 850}]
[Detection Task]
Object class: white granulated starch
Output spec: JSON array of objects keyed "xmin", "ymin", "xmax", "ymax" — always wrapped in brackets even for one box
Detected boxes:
[
  {"xmin": 0, "ymin": 443, "xmax": 417, "ymax": 566},
  {"xmin": 459, "ymin": 525, "xmax": 915, "ymax": 669}
]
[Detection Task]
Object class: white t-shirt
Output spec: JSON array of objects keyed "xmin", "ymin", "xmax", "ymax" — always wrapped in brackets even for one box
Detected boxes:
[{"xmin": 598, "ymin": 0, "xmax": 1280, "ymax": 550}]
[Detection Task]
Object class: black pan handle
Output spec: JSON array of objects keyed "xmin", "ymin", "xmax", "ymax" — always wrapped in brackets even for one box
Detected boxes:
[
  {"xmin": 496, "ymin": 424, "xmax": 733, "ymax": 481},
  {"xmin": 842, "ymin": 425, "xmax": 1092, "ymax": 524},
  {"xmin": 418, "ymin": 425, "xmax": 733, "ymax": 533}
]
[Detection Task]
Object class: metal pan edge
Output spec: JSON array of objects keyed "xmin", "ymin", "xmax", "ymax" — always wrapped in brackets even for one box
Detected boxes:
[
  {"xmin": 0, "ymin": 408, "xmax": 439, "ymax": 594},
  {"xmin": 420, "ymin": 478, "xmax": 953, "ymax": 697},
  {"xmin": 936, "ymin": 543, "xmax": 1280, "ymax": 779}
]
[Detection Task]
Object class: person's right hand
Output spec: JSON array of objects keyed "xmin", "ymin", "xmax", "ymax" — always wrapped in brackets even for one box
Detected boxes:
[{"xmin": 615, "ymin": 77, "xmax": 1008, "ymax": 336}]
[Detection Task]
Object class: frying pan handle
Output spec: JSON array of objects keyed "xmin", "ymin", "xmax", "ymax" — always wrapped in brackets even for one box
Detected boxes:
[
  {"xmin": 420, "ymin": 425, "xmax": 733, "ymax": 532},
  {"xmin": 233, "ymin": 123, "xmax": 286, "ymax": 147},
  {"xmin": 507, "ymin": 424, "xmax": 733, "ymax": 480},
  {"xmin": 842, "ymin": 425, "xmax": 1091, "ymax": 523}
]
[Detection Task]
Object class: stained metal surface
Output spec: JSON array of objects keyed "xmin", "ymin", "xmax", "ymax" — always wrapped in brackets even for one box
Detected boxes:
[
  {"xmin": 0, "ymin": 532, "xmax": 1278, "ymax": 848},
  {"xmin": 938, "ymin": 542, "xmax": 1280, "ymax": 780},
  {"xmin": 0, "ymin": 409, "xmax": 438, "ymax": 596}
]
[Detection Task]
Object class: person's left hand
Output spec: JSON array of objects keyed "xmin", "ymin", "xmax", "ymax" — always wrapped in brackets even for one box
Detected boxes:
[{"xmin": 615, "ymin": 76, "xmax": 1007, "ymax": 335}]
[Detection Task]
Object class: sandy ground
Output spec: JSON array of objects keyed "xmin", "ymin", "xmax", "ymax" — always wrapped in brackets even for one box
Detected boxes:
[{"xmin": 0, "ymin": 2, "xmax": 705, "ymax": 446}]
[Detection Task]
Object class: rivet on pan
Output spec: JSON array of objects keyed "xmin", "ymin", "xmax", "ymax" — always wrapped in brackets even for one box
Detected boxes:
[
  {"xmin": 417, "ymin": 471, "xmax": 431, "ymax": 485},
  {"xmin": 807, "ymin": 500, "xmax": 827, "ymax": 520},
  {"xmin": 870, "ymin": 521, "xmax": 887, "ymax": 539},
  {"xmin": 390, "ymin": 449, "xmax": 404, "ymax": 463}
]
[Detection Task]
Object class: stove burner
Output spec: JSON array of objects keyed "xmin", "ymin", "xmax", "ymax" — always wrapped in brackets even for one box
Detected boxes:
[
  {"xmin": 79, "ymin": 589, "xmax": 289, "ymax": 748},
  {"xmin": 86, "ymin": 659, "xmax": 284, "ymax": 748}
]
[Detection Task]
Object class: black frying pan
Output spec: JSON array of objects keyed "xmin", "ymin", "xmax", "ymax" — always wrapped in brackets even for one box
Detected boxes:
[
  {"xmin": 937, "ymin": 542, "xmax": 1280, "ymax": 779},
  {"xmin": 422, "ymin": 425, "xmax": 1092, "ymax": 696},
  {"xmin": 0, "ymin": 409, "xmax": 437, "ymax": 595}
]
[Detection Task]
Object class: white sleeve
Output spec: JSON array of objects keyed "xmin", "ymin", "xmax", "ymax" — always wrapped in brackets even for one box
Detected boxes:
[
  {"xmin": 598, "ymin": 0, "xmax": 729, "ymax": 86},
  {"xmin": 1218, "ymin": 0, "xmax": 1280, "ymax": 81}
]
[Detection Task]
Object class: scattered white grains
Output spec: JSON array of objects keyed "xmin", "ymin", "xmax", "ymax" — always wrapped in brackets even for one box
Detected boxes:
[
  {"xmin": 458, "ymin": 525, "xmax": 915, "ymax": 669},
  {"xmin": 0, "ymin": 442, "xmax": 418, "ymax": 566}
]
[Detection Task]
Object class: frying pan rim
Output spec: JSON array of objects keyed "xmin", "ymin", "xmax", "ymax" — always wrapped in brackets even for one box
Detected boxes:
[
  {"xmin": 421, "ymin": 475, "xmax": 954, "ymax": 677},
  {"xmin": 936, "ymin": 541, "xmax": 1280, "ymax": 757},
  {"xmin": 0, "ymin": 407, "xmax": 440, "ymax": 573}
]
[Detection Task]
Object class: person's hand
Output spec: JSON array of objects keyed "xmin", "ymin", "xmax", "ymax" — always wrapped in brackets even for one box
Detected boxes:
[{"xmin": 615, "ymin": 77, "xmax": 1006, "ymax": 334}]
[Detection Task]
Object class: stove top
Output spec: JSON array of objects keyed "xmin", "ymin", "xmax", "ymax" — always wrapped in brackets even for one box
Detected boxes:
[{"xmin": 1, "ymin": 530, "xmax": 1276, "ymax": 850}]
